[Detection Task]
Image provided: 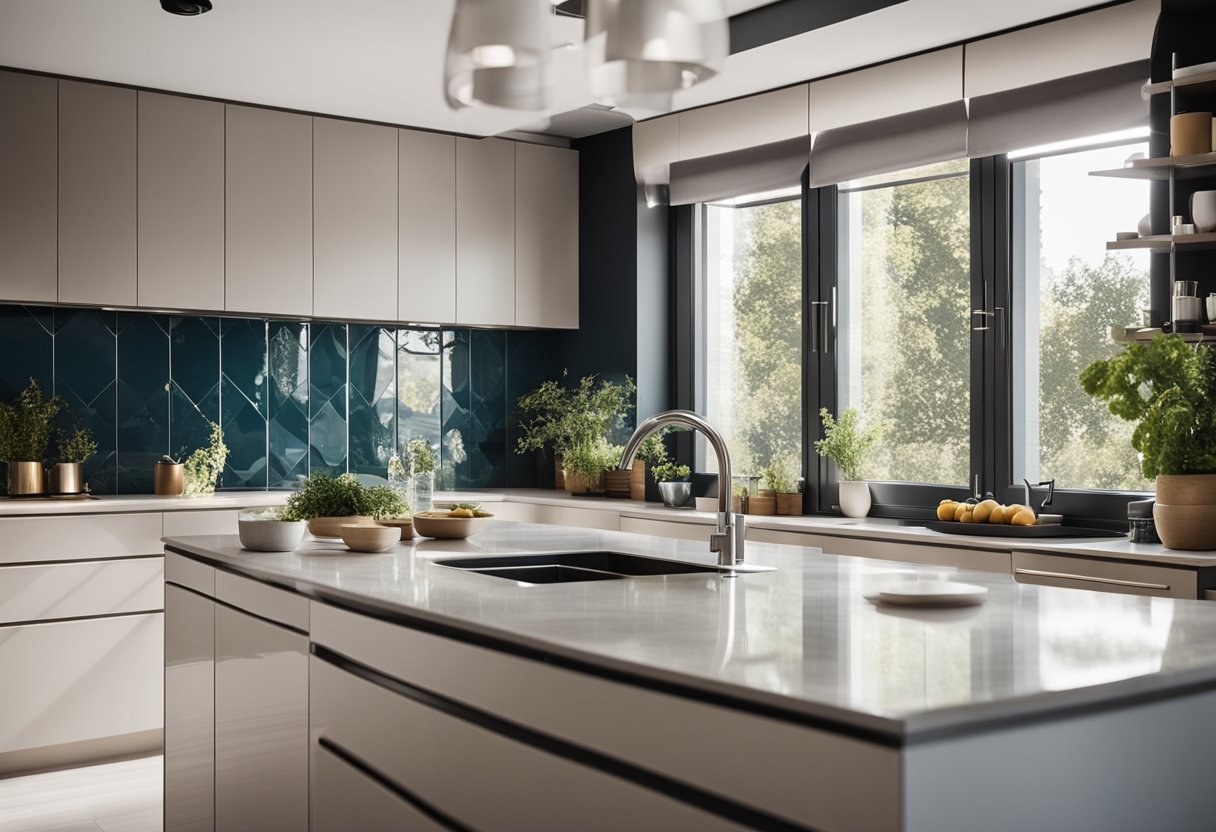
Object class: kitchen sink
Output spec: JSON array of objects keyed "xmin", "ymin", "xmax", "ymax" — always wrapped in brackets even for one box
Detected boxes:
[{"xmin": 435, "ymin": 551, "xmax": 723, "ymax": 584}]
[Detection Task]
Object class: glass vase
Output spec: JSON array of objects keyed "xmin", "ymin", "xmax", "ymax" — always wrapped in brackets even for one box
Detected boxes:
[{"xmin": 411, "ymin": 471, "xmax": 434, "ymax": 513}]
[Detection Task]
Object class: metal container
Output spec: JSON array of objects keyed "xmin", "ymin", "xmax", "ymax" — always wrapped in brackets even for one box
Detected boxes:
[
  {"xmin": 50, "ymin": 462, "xmax": 83, "ymax": 495},
  {"xmin": 657, "ymin": 481, "xmax": 692, "ymax": 508},
  {"xmin": 154, "ymin": 457, "xmax": 185, "ymax": 496},
  {"xmin": 1174, "ymin": 280, "xmax": 1199, "ymax": 297},
  {"xmin": 1128, "ymin": 498, "xmax": 1159, "ymax": 544},
  {"xmin": 7, "ymin": 461, "xmax": 46, "ymax": 496}
]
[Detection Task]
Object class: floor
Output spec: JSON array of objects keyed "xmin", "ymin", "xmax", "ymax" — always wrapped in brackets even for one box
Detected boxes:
[{"xmin": 0, "ymin": 756, "xmax": 162, "ymax": 832}]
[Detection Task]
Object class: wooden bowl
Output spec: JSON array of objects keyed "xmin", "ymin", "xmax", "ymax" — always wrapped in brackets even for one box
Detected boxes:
[
  {"xmin": 377, "ymin": 517, "xmax": 415, "ymax": 540},
  {"xmin": 308, "ymin": 515, "xmax": 373, "ymax": 539},
  {"xmin": 412, "ymin": 511, "xmax": 493, "ymax": 539},
  {"xmin": 338, "ymin": 523, "xmax": 400, "ymax": 553}
]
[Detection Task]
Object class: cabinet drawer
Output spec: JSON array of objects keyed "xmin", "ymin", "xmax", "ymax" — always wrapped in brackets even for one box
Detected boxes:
[
  {"xmin": 0, "ymin": 613, "xmax": 162, "ymax": 755},
  {"xmin": 1012, "ymin": 551, "xmax": 1197, "ymax": 598},
  {"xmin": 163, "ymin": 509, "xmax": 239, "ymax": 537},
  {"xmin": 0, "ymin": 557, "xmax": 162, "ymax": 624},
  {"xmin": 312, "ymin": 744, "xmax": 450, "ymax": 832},
  {"xmin": 0, "ymin": 513, "xmax": 164, "ymax": 564},
  {"xmin": 747, "ymin": 527, "xmax": 1011, "ymax": 572},
  {"xmin": 310, "ymin": 657, "xmax": 744, "ymax": 832},
  {"xmin": 620, "ymin": 515, "xmax": 713, "ymax": 542}
]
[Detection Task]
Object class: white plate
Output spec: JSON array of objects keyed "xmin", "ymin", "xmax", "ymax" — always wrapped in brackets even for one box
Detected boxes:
[{"xmin": 866, "ymin": 580, "xmax": 989, "ymax": 607}]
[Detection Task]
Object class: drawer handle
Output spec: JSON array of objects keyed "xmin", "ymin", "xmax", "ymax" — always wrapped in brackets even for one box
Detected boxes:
[{"xmin": 1014, "ymin": 567, "xmax": 1169, "ymax": 592}]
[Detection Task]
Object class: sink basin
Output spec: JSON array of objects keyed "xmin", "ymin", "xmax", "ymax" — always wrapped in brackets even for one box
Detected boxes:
[{"xmin": 435, "ymin": 551, "xmax": 722, "ymax": 584}]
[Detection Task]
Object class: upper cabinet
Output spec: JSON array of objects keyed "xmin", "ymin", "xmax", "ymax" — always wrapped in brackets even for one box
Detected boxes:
[
  {"xmin": 515, "ymin": 143, "xmax": 579, "ymax": 329},
  {"xmin": 399, "ymin": 129, "xmax": 456, "ymax": 325},
  {"xmin": 0, "ymin": 71, "xmax": 57, "ymax": 304},
  {"xmin": 59, "ymin": 80, "xmax": 137, "ymax": 307},
  {"xmin": 313, "ymin": 118, "xmax": 398, "ymax": 321},
  {"xmin": 456, "ymin": 137, "xmax": 516, "ymax": 327},
  {"xmin": 138, "ymin": 93, "xmax": 224, "ymax": 311},
  {"xmin": 225, "ymin": 106, "xmax": 313, "ymax": 318}
]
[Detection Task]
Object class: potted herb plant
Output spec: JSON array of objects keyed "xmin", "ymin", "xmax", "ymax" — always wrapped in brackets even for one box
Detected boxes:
[
  {"xmin": 815, "ymin": 407, "xmax": 885, "ymax": 518},
  {"xmin": 516, "ymin": 372, "xmax": 636, "ymax": 495},
  {"xmin": 0, "ymin": 379, "xmax": 64, "ymax": 496},
  {"xmin": 651, "ymin": 460, "xmax": 692, "ymax": 508},
  {"xmin": 1081, "ymin": 334, "xmax": 1216, "ymax": 549},
  {"xmin": 182, "ymin": 422, "xmax": 229, "ymax": 496},
  {"xmin": 53, "ymin": 424, "xmax": 97, "ymax": 495},
  {"xmin": 631, "ymin": 430, "xmax": 668, "ymax": 501},
  {"xmin": 408, "ymin": 437, "xmax": 437, "ymax": 512},
  {"xmin": 761, "ymin": 461, "xmax": 802, "ymax": 516},
  {"xmin": 283, "ymin": 472, "xmax": 407, "ymax": 539},
  {"xmin": 563, "ymin": 439, "xmax": 621, "ymax": 495}
]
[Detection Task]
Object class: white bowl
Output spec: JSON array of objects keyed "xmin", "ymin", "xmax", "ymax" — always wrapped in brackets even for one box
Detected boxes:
[{"xmin": 238, "ymin": 518, "xmax": 306, "ymax": 552}]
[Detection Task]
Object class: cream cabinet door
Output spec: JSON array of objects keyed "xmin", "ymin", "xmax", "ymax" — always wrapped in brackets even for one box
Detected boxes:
[
  {"xmin": 137, "ymin": 92, "xmax": 224, "ymax": 310},
  {"xmin": 0, "ymin": 70, "xmax": 57, "ymax": 303},
  {"xmin": 515, "ymin": 142, "xmax": 578, "ymax": 329},
  {"xmin": 59, "ymin": 80, "xmax": 137, "ymax": 306},
  {"xmin": 225, "ymin": 105, "xmax": 314, "ymax": 317},
  {"xmin": 456, "ymin": 137, "xmax": 515, "ymax": 326},
  {"xmin": 399, "ymin": 128, "xmax": 456, "ymax": 324},
  {"xmin": 313, "ymin": 117, "xmax": 398, "ymax": 321}
]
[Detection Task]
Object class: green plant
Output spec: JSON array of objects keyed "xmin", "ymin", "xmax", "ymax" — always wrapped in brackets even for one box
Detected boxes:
[
  {"xmin": 183, "ymin": 422, "xmax": 229, "ymax": 496},
  {"xmin": 562, "ymin": 439, "xmax": 621, "ymax": 485},
  {"xmin": 1080, "ymin": 334, "xmax": 1216, "ymax": 478},
  {"xmin": 408, "ymin": 438, "xmax": 436, "ymax": 475},
  {"xmin": 814, "ymin": 408, "xmax": 885, "ymax": 482},
  {"xmin": 0, "ymin": 378, "xmax": 64, "ymax": 462},
  {"xmin": 760, "ymin": 461, "xmax": 796, "ymax": 493},
  {"xmin": 282, "ymin": 473, "xmax": 407, "ymax": 520},
  {"xmin": 651, "ymin": 461, "xmax": 691, "ymax": 483},
  {"xmin": 57, "ymin": 424, "xmax": 98, "ymax": 464},
  {"xmin": 635, "ymin": 430, "xmax": 669, "ymax": 466},
  {"xmin": 516, "ymin": 372, "xmax": 636, "ymax": 457}
]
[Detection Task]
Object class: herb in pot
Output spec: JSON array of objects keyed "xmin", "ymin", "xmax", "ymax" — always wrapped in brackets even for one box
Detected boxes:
[
  {"xmin": 408, "ymin": 438, "xmax": 436, "ymax": 475},
  {"xmin": 182, "ymin": 422, "xmax": 229, "ymax": 496},
  {"xmin": 814, "ymin": 408, "xmax": 885, "ymax": 482},
  {"xmin": 282, "ymin": 473, "xmax": 407, "ymax": 521},
  {"xmin": 760, "ymin": 462, "xmax": 796, "ymax": 494},
  {"xmin": 651, "ymin": 461, "xmax": 691, "ymax": 483},
  {"xmin": 0, "ymin": 378, "xmax": 64, "ymax": 462},
  {"xmin": 57, "ymin": 424, "xmax": 98, "ymax": 464}
]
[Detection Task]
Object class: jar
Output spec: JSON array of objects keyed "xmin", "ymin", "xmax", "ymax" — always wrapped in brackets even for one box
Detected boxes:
[{"xmin": 1127, "ymin": 498, "xmax": 1159, "ymax": 544}]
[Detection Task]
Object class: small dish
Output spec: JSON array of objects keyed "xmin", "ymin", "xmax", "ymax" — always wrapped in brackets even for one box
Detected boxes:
[
  {"xmin": 338, "ymin": 523, "xmax": 400, "ymax": 553},
  {"xmin": 413, "ymin": 510, "xmax": 494, "ymax": 539},
  {"xmin": 377, "ymin": 517, "xmax": 415, "ymax": 540},
  {"xmin": 238, "ymin": 518, "xmax": 306, "ymax": 552},
  {"xmin": 866, "ymin": 580, "xmax": 989, "ymax": 607},
  {"xmin": 308, "ymin": 515, "xmax": 373, "ymax": 539}
]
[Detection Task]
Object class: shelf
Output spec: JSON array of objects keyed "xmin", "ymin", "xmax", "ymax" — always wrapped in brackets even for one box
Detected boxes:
[
  {"xmin": 1110, "ymin": 326, "xmax": 1214, "ymax": 344},
  {"xmin": 1106, "ymin": 233, "xmax": 1216, "ymax": 252},
  {"xmin": 1143, "ymin": 67, "xmax": 1216, "ymax": 97},
  {"xmin": 1090, "ymin": 151, "xmax": 1216, "ymax": 181}
]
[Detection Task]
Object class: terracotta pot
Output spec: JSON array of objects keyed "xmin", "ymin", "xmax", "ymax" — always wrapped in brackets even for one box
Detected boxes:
[
  {"xmin": 1154, "ymin": 474, "xmax": 1216, "ymax": 550},
  {"xmin": 776, "ymin": 492, "xmax": 803, "ymax": 516},
  {"xmin": 308, "ymin": 515, "xmax": 373, "ymax": 539},
  {"xmin": 630, "ymin": 460, "xmax": 647, "ymax": 501},
  {"xmin": 748, "ymin": 495, "xmax": 776, "ymax": 516},
  {"xmin": 604, "ymin": 469, "xmax": 632, "ymax": 499},
  {"xmin": 758, "ymin": 489, "xmax": 776, "ymax": 499},
  {"xmin": 6, "ymin": 461, "xmax": 45, "ymax": 496}
]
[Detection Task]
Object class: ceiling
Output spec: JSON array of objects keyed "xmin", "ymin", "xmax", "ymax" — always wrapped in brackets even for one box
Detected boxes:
[{"xmin": 0, "ymin": 0, "xmax": 1116, "ymax": 139}]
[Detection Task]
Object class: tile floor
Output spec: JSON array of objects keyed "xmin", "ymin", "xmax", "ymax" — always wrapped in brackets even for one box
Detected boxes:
[{"xmin": 0, "ymin": 755, "xmax": 161, "ymax": 832}]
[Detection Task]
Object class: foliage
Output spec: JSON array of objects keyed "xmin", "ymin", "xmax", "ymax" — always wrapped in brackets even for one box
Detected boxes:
[
  {"xmin": 0, "ymin": 378, "xmax": 64, "ymax": 462},
  {"xmin": 516, "ymin": 372, "xmax": 636, "ymax": 456},
  {"xmin": 282, "ymin": 472, "xmax": 407, "ymax": 520},
  {"xmin": 760, "ymin": 461, "xmax": 796, "ymax": 493},
  {"xmin": 57, "ymin": 424, "xmax": 98, "ymax": 464},
  {"xmin": 635, "ymin": 430, "xmax": 669, "ymax": 465},
  {"xmin": 182, "ymin": 422, "xmax": 229, "ymax": 496},
  {"xmin": 814, "ymin": 408, "xmax": 886, "ymax": 482},
  {"xmin": 408, "ymin": 437, "xmax": 436, "ymax": 475},
  {"xmin": 562, "ymin": 439, "xmax": 621, "ymax": 483},
  {"xmin": 1080, "ymin": 334, "xmax": 1216, "ymax": 478},
  {"xmin": 651, "ymin": 461, "xmax": 691, "ymax": 483}
]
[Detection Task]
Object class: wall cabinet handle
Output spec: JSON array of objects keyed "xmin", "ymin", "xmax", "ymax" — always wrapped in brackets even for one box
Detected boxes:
[{"xmin": 1014, "ymin": 567, "xmax": 1170, "ymax": 592}]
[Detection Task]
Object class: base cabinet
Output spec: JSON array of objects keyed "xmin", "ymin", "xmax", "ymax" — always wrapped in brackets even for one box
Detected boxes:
[
  {"xmin": 312, "ymin": 744, "xmax": 450, "ymax": 832},
  {"xmin": 164, "ymin": 585, "xmax": 215, "ymax": 832}
]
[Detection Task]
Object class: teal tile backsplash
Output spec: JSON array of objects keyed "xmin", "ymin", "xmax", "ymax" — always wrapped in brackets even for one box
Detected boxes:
[{"xmin": 0, "ymin": 303, "xmax": 560, "ymax": 495}]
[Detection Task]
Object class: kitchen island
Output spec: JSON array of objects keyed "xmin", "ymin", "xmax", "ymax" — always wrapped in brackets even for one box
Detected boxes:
[{"xmin": 164, "ymin": 523, "xmax": 1216, "ymax": 831}]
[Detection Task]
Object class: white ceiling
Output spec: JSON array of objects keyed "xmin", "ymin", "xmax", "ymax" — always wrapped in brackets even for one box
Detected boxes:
[{"xmin": 0, "ymin": 0, "xmax": 1119, "ymax": 138}]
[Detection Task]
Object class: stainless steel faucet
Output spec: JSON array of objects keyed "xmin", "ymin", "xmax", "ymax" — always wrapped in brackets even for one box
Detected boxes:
[{"xmin": 618, "ymin": 410, "xmax": 746, "ymax": 574}]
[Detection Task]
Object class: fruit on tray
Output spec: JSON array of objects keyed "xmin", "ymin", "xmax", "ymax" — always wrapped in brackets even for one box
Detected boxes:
[{"xmin": 937, "ymin": 499, "xmax": 1037, "ymax": 526}]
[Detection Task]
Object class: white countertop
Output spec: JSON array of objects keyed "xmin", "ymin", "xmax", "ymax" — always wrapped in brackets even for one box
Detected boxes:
[
  {"xmin": 165, "ymin": 523, "xmax": 1216, "ymax": 743},
  {"xmin": 0, "ymin": 490, "xmax": 291, "ymax": 516}
]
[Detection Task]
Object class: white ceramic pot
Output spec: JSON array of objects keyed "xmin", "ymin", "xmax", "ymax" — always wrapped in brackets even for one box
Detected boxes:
[
  {"xmin": 238, "ymin": 518, "xmax": 306, "ymax": 552},
  {"xmin": 1190, "ymin": 190, "xmax": 1216, "ymax": 233},
  {"xmin": 838, "ymin": 481, "xmax": 872, "ymax": 518}
]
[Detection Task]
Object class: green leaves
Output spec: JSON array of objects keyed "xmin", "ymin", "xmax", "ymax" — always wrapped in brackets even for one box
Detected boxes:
[
  {"xmin": 57, "ymin": 424, "xmax": 98, "ymax": 464},
  {"xmin": 651, "ymin": 461, "xmax": 691, "ymax": 483},
  {"xmin": 1081, "ymin": 334, "xmax": 1216, "ymax": 478},
  {"xmin": 759, "ymin": 460, "xmax": 795, "ymax": 493},
  {"xmin": 282, "ymin": 472, "xmax": 407, "ymax": 521},
  {"xmin": 561, "ymin": 438, "xmax": 622, "ymax": 481},
  {"xmin": 814, "ymin": 407, "xmax": 886, "ymax": 482},
  {"xmin": 182, "ymin": 422, "xmax": 228, "ymax": 496},
  {"xmin": 0, "ymin": 378, "xmax": 64, "ymax": 462},
  {"xmin": 515, "ymin": 372, "xmax": 635, "ymax": 457},
  {"xmin": 407, "ymin": 437, "xmax": 436, "ymax": 475}
]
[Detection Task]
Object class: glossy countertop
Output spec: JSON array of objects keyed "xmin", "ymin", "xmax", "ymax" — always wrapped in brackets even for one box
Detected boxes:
[
  {"xmin": 0, "ymin": 490, "xmax": 290, "ymax": 516},
  {"xmin": 165, "ymin": 522, "xmax": 1216, "ymax": 743}
]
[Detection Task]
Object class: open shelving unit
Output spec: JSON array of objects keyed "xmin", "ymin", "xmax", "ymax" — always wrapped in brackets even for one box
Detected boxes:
[
  {"xmin": 1141, "ymin": 66, "xmax": 1216, "ymax": 98},
  {"xmin": 1090, "ymin": 151, "xmax": 1216, "ymax": 181},
  {"xmin": 1105, "ymin": 232, "xmax": 1216, "ymax": 252}
]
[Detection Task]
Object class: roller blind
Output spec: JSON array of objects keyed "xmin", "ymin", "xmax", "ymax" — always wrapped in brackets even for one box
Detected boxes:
[
  {"xmin": 808, "ymin": 101, "xmax": 967, "ymax": 188},
  {"xmin": 968, "ymin": 60, "xmax": 1150, "ymax": 159},
  {"xmin": 668, "ymin": 135, "xmax": 810, "ymax": 205}
]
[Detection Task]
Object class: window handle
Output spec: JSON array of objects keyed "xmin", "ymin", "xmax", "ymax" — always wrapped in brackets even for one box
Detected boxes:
[{"xmin": 810, "ymin": 300, "xmax": 828, "ymax": 354}]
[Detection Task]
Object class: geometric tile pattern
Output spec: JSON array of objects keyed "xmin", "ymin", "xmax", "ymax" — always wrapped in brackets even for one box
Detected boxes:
[{"xmin": 0, "ymin": 303, "xmax": 536, "ymax": 494}]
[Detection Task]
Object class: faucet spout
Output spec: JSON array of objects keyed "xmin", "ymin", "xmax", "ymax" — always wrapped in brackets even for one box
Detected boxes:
[{"xmin": 619, "ymin": 410, "xmax": 744, "ymax": 572}]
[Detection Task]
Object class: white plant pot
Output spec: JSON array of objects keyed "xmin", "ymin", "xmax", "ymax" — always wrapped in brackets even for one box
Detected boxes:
[
  {"xmin": 838, "ymin": 480, "xmax": 872, "ymax": 518},
  {"xmin": 1192, "ymin": 190, "xmax": 1216, "ymax": 233}
]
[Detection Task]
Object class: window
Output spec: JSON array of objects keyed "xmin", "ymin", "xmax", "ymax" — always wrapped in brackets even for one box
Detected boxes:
[
  {"xmin": 1011, "ymin": 139, "xmax": 1152, "ymax": 493},
  {"xmin": 698, "ymin": 190, "xmax": 802, "ymax": 483},
  {"xmin": 836, "ymin": 160, "xmax": 971, "ymax": 486}
]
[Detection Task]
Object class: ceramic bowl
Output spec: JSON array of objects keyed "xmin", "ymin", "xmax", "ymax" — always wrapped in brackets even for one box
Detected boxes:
[
  {"xmin": 338, "ymin": 523, "xmax": 400, "ymax": 553},
  {"xmin": 377, "ymin": 517, "xmax": 415, "ymax": 540},
  {"xmin": 238, "ymin": 518, "xmax": 306, "ymax": 552},
  {"xmin": 412, "ymin": 511, "xmax": 493, "ymax": 539},
  {"xmin": 308, "ymin": 515, "xmax": 373, "ymax": 539}
]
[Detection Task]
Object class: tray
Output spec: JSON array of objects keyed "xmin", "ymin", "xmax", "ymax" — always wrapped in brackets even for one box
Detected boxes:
[{"xmin": 921, "ymin": 521, "xmax": 1125, "ymax": 539}]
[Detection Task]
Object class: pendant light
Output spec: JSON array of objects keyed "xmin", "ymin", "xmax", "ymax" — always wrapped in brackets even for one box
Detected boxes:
[
  {"xmin": 445, "ymin": 0, "xmax": 552, "ymax": 111},
  {"xmin": 584, "ymin": 0, "xmax": 728, "ymax": 111}
]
